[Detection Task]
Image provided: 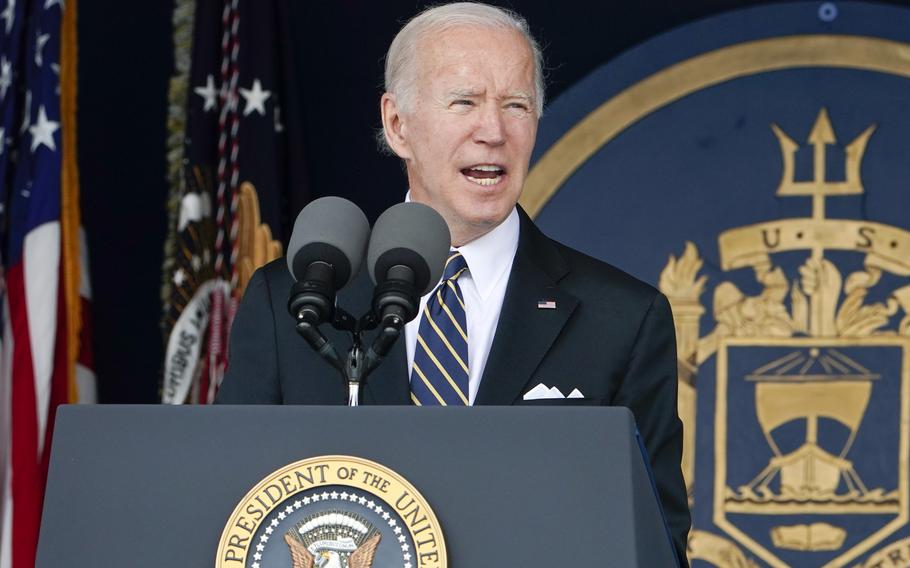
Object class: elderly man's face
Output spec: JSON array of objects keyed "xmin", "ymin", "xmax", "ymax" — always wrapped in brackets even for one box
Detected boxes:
[{"xmin": 382, "ymin": 25, "xmax": 538, "ymax": 246}]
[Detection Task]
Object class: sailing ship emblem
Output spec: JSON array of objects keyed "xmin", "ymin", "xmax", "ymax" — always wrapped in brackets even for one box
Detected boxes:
[{"xmin": 660, "ymin": 109, "xmax": 910, "ymax": 567}]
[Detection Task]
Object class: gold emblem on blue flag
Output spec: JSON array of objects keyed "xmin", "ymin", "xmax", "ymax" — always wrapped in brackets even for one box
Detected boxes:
[{"xmin": 661, "ymin": 110, "xmax": 910, "ymax": 567}]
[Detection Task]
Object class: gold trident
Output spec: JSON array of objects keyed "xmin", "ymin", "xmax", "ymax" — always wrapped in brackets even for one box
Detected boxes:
[{"xmin": 770, "ymin": 108, "xmax": 876, "ymax": 336}]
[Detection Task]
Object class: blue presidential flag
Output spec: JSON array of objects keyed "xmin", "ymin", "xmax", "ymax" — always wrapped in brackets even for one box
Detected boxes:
[{"xmin": 161, "ymin": 0, "xmax": 306, "ymax": 404}]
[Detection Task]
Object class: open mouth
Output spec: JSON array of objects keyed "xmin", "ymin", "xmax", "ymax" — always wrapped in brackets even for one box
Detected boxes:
[{"xmin": 461, "ymin": 164, "xmax": 505, "ymax": 186}]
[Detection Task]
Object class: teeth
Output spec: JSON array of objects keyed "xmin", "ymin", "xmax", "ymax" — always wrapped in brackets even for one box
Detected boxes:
[
  {"xmin": 465, "ymin": 175, "xmax": 502, "ymax": 186},
  {"xmin": 472, "ymin": 165, "xmax": 503, "ymax": 172}
]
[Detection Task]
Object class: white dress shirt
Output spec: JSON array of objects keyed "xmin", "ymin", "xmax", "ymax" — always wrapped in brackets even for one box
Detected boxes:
[{"xmin": 405, "ymin": 207, "xmax": 520, "ymax": 404}]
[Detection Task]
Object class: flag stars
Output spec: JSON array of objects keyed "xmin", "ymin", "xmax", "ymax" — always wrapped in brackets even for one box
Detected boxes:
[
  {"xmin": 239, "ymin": 79, "xmax": 271, "ymax": 116},
  {"xmin": 35, "ymin": 31, "xmax": 50, "ymax": 67},
  {"xmin": 29, "ymin": 105, "xmax": 59, "ymax": 152},
  {"xmin": 0, "ymin": 57, "xmax": 11, "ymax": 100},
  {"xmin": 194, "ymin": 74, "xmax": 218, "ymax": 112},
  {"xmin": 20, "ymin": 90, "xmax": 31, "ymax": 133},
  {"xmin": 51, "ymin": 63, "xmax": 60, "ymax": 94},
  {"xmin": 1, "ymin": 0, "xmax": 14, "ymax": 34}
]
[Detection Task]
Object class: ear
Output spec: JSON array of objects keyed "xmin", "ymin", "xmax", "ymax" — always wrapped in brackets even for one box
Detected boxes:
[{"xmin": 380, "ymin": 93, "xmax": 412, "ymax": 160}]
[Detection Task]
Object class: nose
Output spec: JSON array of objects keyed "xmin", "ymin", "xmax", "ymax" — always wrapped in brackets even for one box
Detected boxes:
[{"xmin": 473, "ymin": 104, "xmax": 506, "ymax": 146}]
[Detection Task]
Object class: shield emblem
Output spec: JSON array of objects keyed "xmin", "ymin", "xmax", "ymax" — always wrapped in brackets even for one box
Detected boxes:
[{"xmin": 715, "ymin": 337, "xmax": 909, "ymax": 567}]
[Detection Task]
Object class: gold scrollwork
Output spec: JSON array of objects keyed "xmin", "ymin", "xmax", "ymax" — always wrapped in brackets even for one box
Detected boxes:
[{"xmin": 235, "ymin": 181, "xmax": 282, "ymax": 296}]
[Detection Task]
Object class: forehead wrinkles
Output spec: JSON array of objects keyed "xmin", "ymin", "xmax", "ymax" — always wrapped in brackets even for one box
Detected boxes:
[{"xmin": 412, "ymin": 26, "xmax": 535, "ymax": 103}]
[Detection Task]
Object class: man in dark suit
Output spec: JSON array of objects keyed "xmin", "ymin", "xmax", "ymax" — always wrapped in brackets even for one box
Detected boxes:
[{"xmin": 217, "ymin": 2, "xmax": 690, "ymax": 563}]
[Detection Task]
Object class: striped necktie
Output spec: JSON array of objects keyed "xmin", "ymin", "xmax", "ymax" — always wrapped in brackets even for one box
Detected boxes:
[{"xmin": 411, "ymin": 250, "xmax": 470, "ymax": 405}]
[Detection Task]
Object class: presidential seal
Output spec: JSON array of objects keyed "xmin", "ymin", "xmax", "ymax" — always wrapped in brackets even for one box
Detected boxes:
[{"xmin": 216, "ymin": 456, "xmax": 446, "ymax": 568}]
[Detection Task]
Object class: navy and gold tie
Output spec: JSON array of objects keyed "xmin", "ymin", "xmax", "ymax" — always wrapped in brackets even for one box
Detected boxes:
[{"xmin": 411, "ymin": 251, "xmax": 470, "ymax": 405}]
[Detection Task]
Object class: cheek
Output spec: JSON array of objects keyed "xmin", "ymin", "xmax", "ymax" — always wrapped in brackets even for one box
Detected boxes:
[{"xmin": 510, "ymin": 121, "xmax": 538, "ymax": 155}]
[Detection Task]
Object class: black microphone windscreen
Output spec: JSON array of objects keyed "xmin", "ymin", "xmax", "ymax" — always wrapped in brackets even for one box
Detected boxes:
[
  {"xmin": 367, "ymin": 202, "xmax": 451, "ymax": 295},
  {"xmin": 286, "ymin": 196, "xmax": 370, "ymax": 288}
]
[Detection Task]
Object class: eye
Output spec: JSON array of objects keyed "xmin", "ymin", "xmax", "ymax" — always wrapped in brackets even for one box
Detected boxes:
[{"xmin": 450, "ymin": 99, "xmax": 474, "ymax": 108}]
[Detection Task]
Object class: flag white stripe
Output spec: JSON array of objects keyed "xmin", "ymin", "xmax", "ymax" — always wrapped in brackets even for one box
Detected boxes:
[
  {"xmin": 0, "ymin": 293, "xmax": 14, "ymax": 568},
  {"xmin": 23, "ymin": 222, "xmax": 61, "ymax": 455},
  {"xmin": 0, "ymin": 462, "xmax": 11, "ymax": 568}
]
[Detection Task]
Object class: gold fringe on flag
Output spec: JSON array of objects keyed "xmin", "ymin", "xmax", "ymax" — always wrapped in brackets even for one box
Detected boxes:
[
  {"xmin": 60, "ymin": 0, "xmax": 81, "ymax": 403},
  {"xmin": 160, "ymin": 0, "xmax": 196, "ymax": 340}
]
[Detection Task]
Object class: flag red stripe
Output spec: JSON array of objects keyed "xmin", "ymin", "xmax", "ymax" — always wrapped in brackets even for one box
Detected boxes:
[
  {"xmin": 43, "ymin": 268, "xmax": 69, "ymax": 476},
  {"xmin": 7, "ymin": 263, "xmax": 41, "ymax": 568}
]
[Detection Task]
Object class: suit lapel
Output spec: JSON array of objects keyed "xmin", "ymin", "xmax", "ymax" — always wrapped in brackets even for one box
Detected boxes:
[
  {"xmin": 474, "ymin": 209, "xmax": 578, "ymax": 405},
  {"xmin": 362, "ymin": 333, "xmax": 410, "ymax": 404}
]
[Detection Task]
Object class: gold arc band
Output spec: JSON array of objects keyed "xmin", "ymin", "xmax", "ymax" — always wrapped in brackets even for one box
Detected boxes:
[{"xmin": 521, "ymin": 35, "xmax": 910, "ymax": 219}]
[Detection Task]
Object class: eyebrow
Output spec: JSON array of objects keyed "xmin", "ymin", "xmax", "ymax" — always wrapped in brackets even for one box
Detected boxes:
[
  {"xmin": 446, "ymin": 89, "xmax": 483, "ymax": 98},
  {"xmin": 446, "ymin": 89, "xmax": 534, "ymax": 102}
]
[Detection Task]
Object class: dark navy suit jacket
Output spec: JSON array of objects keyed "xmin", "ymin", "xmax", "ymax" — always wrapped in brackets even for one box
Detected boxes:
[{"xmin": 216, "ymin": 209, "xmax": 691, "ymax": 563}]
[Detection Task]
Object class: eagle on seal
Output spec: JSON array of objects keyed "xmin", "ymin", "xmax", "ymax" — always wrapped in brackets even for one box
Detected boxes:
[
  {"xmin": 284, "ymin": 532, "xmax": 381, "ymax": 568},
  {"xmin": 283, "ymin": 510, "xmax": 382, "ymax": 568}
]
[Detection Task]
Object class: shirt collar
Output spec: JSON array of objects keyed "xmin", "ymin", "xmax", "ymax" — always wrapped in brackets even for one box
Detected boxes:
[{"xmin": 455, "ymin": 207, "xmax": 519, "ymax": 301}]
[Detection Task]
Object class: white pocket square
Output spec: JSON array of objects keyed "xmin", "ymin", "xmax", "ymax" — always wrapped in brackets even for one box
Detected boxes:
[{"xmin": 523, "ymin": 383, "xmax": 585, "ymax": 400}]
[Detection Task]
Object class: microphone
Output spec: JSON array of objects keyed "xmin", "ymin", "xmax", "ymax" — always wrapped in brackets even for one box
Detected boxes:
[
  {"xmin": 367, "ymin": 202, "xmax": 451, "ymax": 330},
  {"xmin": 286, "ymin": 196, "xmax": 370, "ymax": 326}
]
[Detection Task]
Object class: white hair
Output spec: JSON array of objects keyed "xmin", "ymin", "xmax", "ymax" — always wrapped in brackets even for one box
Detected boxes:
[{"xmin": 379, "ymin": 2, "xmax": 545, "ymax": 152}]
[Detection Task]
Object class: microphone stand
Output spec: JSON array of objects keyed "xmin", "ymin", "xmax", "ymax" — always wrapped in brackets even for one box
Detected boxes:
[
  {"xmin": 292, "ymin": 304, "xmax": 403, "ymax": 406},
  {"xmin": 290, "ymin": 265, "xmax": 415, "ymax": 406}
]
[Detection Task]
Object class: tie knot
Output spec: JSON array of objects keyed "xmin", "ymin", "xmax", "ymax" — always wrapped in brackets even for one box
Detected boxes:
[{"xmin": 443, "ymin": 251, "xmax": 468, "ymax": 281}]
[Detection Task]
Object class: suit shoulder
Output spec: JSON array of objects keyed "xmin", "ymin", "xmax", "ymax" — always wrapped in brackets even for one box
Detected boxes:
[
  {"xmin": 251, "ymin": 257, "xmax": 294, "ymax": 290},
  {"xmin": 551, "ymin": 239, "xmax": 662, "ymax": 306}
]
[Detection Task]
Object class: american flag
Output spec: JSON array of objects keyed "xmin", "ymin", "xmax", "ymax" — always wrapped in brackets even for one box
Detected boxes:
[{"xmin": 0, "ymin": 0, "xmax": 95, "ymax": 566}]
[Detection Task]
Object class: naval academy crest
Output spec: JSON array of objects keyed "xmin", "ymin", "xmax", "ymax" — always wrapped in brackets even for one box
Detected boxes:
[
  {"xmin": 523, "ymin": 2, "xmax": 910, "ymax": 566},
  {"xmin": 660, "ymin": 109, "xmax": 910, "ymax": 567}
]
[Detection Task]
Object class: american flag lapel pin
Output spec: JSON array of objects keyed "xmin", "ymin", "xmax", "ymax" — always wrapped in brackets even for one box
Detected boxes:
[{"xmin": 537, "ymin": 299, "xmax": 557, "ymax": 310}]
